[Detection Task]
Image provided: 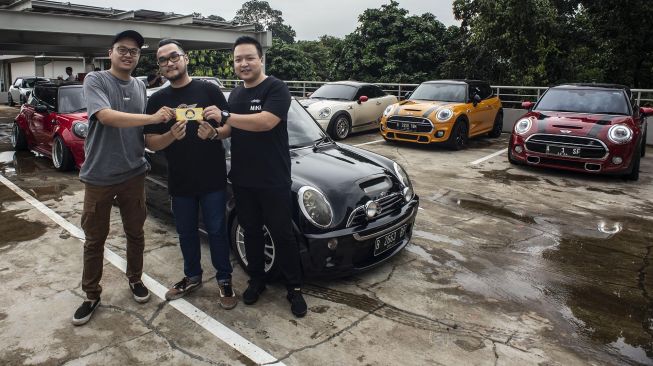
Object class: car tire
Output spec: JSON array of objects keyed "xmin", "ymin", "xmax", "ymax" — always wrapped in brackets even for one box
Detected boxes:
[
  {"xmin": 11, "ymin": 122, "xmax": 28, "ymax": 150},
  {"xmin": 624, "ymin": 144, "xmax": 641, "ymax": 181},
  {"xmin": 328, "ymin": 114, "xmax": 351, "ymax": 140},
  {"xmin": 447, "ymin": 118, "xmax": 469, "ymax": 150},
  {"xmin": 52, "ymin": 135, "xmax": 74, "ymax": 171},
  {"xmin": 230, "ymin": 216, "xmax": 279, "ymax": 278},
  {"xmin": 20, "ymin": 94, "xmax": 25, "ymax": 105},
  {"xmin": 641, "ymin": 128, "xmax": 647, "ymax": 157},
  {"xmin": 8, "ymin": 93, "xmax": 15, "ymax": 106},
  {"xmin": 488, "ymin": 110, "xmax": 503, "ymax": 138}
]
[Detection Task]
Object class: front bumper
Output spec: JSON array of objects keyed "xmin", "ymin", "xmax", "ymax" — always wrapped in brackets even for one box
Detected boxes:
[
  {"xmin": 299, "ymin": 197, "xmax": 419, "ymax": 278},
  {"xmin": 380, "ymin": 120, "xmax": 454, "ymax": 144}
]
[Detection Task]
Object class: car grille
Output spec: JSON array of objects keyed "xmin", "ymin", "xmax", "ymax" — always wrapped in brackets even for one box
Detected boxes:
[
  {"xmin": 525, "ymin": 134, "xmax": 608, "ymax": 159},
  {"xmin": 386, "ymin": 116, "xmax": 434, "ymax": 133},
  {"xmin": 347, "ymin": 192, "xmax": 405, "ymax": 227}
]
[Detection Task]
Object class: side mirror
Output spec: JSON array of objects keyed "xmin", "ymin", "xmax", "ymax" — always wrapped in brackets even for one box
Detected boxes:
[
  {"xmin": 472, "ymin": 94, "xmax": 481, "ymax": 106},
  {"xmin": 35, "ymin": 105, "xmax": 48, "ymax": 113},
  {"xmin": 640, "ymin": 107, "xmax": 653, "ymax": 117},
  {"xmin": 522, "ymin": 101, "xmax": 535, "ymax": 110},
  {"xmin": 358, "ymin": 95, "xmax": 369, "ymax": 104},
  {"xmin": 306, "ymin": 92, "xmax": 313, "ymax": 97},
  {"xmin": 404, "ymin": 91, "xmax": 413, "ymax": 100}
]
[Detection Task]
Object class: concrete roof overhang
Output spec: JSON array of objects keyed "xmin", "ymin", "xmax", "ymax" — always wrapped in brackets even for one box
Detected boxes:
[{"xmin": 0, "ymin": 9, "xmax": 272, "ymax": 57}]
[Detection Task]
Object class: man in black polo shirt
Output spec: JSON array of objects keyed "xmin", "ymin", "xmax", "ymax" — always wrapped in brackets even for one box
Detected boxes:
[
  {"xmin": 203, "ymin": 36, "xmax": 307, "ymax": 317},
  {"xmin": 144, "ymin": 39, "xmax": 236, "ymax": 309}
]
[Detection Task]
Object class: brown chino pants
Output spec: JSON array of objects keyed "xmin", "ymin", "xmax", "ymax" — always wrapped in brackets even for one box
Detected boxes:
[{"xmin": 81, "ymin": 173, "xmax": 147, "ymax": 300}]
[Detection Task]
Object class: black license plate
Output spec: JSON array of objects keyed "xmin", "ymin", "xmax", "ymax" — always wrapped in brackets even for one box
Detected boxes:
[
  {"xmin": 374, "ymin": 225, "xmax": 407, "ymax": 256},
  {"xmin": 546, "ymin": 145, "xmax": 581, "ymax": 157}
]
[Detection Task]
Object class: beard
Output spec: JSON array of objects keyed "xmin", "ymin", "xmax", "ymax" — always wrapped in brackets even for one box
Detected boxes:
[{"xmin": 165, "ymin": 65, "xmax": 187, "ymax": 82}]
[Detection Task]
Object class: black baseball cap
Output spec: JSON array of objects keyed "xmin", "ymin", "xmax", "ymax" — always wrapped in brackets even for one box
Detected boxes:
[{"xmin": 111, "ymin": 30, "xmax": 144, "ymax": 48}]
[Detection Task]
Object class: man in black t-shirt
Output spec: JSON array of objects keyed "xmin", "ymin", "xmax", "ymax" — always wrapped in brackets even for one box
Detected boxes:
[
  {"xmin": 203, "ymin": 36, "xmax": 307, "ymax": 317},
  {"xmin": 144, "ymin": 39, "xmax": 237, "ymax": 310}
]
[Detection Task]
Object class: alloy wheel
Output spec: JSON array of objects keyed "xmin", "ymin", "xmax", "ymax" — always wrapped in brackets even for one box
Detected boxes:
[{"xmin": 235, "ymin": 224, "xmax": 276, "ymax": 273}]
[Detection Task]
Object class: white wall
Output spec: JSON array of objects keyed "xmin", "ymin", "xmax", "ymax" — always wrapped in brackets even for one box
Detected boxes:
[
  {"xmin": 10, "ymin": 61, "xmax": 35, "ymax": 81},
  {"xmin": 42, "ymin": 60, "xmax": 84, "ymax": 79}
]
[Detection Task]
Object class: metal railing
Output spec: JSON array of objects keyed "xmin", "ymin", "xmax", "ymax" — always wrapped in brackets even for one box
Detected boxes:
[{"xmin": 222, "ymin": 79, "xmax": 653, "ymax": 108}]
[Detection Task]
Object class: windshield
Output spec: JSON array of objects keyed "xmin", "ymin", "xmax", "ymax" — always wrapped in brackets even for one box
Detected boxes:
[
  {"xmin": 23, "ymin": 78, "xmax": 48, "ymax": 88},
  {"xmin": 223, "ymin": 99, "xmax": 326, "ymax": 157},
  {"xmin": 535, "ymin": 88, "xmax": 630, "ymax": 115},
  {"xmin": 58, "ymin": 87, "xmax": 86, "ymax": 113},
  {"xmin": 310, "ymin": 84, "xmax": 357, "ymax": 101},
  {"xmin": 410, "ymin": 83, "xmax": 466, "ymax": 102}
]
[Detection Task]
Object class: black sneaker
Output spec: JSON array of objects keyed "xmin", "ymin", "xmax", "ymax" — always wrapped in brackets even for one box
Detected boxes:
[
  {"xmin": 242, "ymin": 279, "xmax": 266, "ymax": 305},
  {"xmin": 129, "ymin": 281, "xmax": 151, "ymax": 303},
  {"xmin": 165, "ymin": 277, "xmax": 202, "ymax": 301},
  {"xmin": 287, "ymin": 288, "xmax": 307, "ymax": 318},
  {"xmin": 72, "ymin": 298, "xmax": 101, "ymax": 326}
]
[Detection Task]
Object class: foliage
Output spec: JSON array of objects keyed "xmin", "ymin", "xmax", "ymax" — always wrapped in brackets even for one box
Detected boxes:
[{"xmin": 233, "ymin": 0, "xmax": 296, "ymax": 43}]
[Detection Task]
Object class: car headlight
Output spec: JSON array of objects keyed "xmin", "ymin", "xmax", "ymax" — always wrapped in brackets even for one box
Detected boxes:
[
  {"xmin": 608, "ymin": 125, "xmax": 633, "ymax": 144},
  {"xmin": 514, "ymin": 118, "xmax": 532, "ymax": 135},
  {"xmin": 436, "ymin": 108, "xmax": 453, "ymax": 122},
  {"xmin": 72, "ymin": 121, "xmax": 88, "ymax": 139},
  {"xmin": 393, "ymin": 161, "xmax": 413, "ymax": 190},
  {"xmin": 383, "ymin": 105, "xmax": 394, "ymax": 117},
  {"xmin": 318, "ymin": 107, "xmax": 332, "ymax": 119},
  {"xmin": 298, "ymin": 186, "xmax": 333, "ymax": 228}
]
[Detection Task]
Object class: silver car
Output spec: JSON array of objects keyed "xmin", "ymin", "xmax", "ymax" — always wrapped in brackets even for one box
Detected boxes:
[{"xmin": 8, "ymin": 76, "xmax": 50, "ymax": 106}]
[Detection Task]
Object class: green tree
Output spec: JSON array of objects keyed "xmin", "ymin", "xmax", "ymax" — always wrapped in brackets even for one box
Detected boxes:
[
  {"xmin": 267, "ymin": 39, "xmax": 317, "ymax": 80},
  {"xmin": 233, "ymin": 0, "xmax": 296, "ymax": 43}
]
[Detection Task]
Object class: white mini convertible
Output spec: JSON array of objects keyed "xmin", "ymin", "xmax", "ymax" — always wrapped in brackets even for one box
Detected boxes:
[{"xmin": 300, "ymin": 81, "xmax": 398, "ymax": 140}]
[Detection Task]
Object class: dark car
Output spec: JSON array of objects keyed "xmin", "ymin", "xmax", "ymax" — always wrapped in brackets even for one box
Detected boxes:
[
  {"xmin": 509, "ymin": 83, "xmax": 651, "ymax": 180},
  {"xmin": 12, "ymin": 82, "xmax": 88, "ymax": 171},
  {"xmin": 146, "ymin": 97, "xmax": 419, "ymax": 278}
]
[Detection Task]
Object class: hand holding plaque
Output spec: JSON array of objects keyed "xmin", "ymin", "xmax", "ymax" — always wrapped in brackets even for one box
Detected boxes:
[{"xmin": 176, "ymin": 108, "xmax": 204, "ymax": 122}]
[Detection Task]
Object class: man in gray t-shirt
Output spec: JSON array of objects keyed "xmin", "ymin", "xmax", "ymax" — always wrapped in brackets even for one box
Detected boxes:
[{"xmin": 72, "ymin": 30, "xmax": 174, "ymax": 326}]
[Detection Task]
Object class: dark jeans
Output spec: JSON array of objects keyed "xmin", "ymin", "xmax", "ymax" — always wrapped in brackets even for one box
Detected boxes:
[
  {"xmin": 232, "ymin": 185, "xmax": 302, "ymax": 289},
  {"xmin": 171, "ymin": 190, "xmax": 232, "ymax": 282},
  {"xmin": 81, "ymin": 173, "xmax": 147, "ymax": 300}
]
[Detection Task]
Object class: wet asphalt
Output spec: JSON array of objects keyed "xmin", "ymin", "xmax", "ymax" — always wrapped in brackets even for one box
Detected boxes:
[{"xmin": 0, "ymin": 105, "xmax": 652, "ymax": 365}]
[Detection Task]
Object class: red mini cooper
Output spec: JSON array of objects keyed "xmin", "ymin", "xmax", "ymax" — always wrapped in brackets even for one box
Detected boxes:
[
  {"xmin": 509, "ymin": 84, "xmax": 651, "ymax": 180},
  {"xmin": 12, "ymin": 82, "xmax": 88, "ymax": 171}
]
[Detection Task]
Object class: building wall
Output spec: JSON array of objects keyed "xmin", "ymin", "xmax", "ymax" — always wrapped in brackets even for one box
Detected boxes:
[
  {"xmin": 10, "ymin": 61, "xmax": 35, "ymax": 81},
  {"xmin": 41, "ymin": 61, "xmax": 85, "ymax": 79}
]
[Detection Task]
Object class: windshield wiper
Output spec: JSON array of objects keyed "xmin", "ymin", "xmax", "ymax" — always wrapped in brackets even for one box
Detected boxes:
[{"xmin": 312, "ymin": 136, "xmax": 333, "ymax": 152}]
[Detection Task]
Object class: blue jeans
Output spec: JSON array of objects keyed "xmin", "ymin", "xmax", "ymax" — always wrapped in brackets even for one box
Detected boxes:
[{"xmin": 171, "ymin": 190, "xmax": 232, "ymax": 282}]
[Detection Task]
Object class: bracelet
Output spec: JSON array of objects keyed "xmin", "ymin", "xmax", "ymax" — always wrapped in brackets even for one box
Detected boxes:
[{"xmin": 210, "ymin": 127, "xmax": 219, "ymax": 140}]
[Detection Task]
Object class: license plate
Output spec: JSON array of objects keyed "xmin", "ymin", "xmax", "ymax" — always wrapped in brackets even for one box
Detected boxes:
[
  {"xmin": 374, "ymin": 225, "xmax": 407, "ymax": 256},
  {"xmin": 546, "ymin": 145, "xmax": 581, "ymax": 157},
  {"xmin": 399, "ymin": 122, "xmax": 418, "ymax": 131}
]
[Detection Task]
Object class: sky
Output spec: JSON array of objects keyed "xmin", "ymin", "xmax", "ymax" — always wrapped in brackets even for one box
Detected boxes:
[{"xmin": 71, "ymin": 0, "xmax": 458, "ymax": 40}]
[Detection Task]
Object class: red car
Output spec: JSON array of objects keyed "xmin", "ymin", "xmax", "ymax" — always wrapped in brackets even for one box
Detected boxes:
[
  {"xmin": 11, "ymin": 82, "xmax": 87, "ymax": 171},
  {"xmin": 509, "ymin": 83, "xmax": 651, "ymax": 180}
]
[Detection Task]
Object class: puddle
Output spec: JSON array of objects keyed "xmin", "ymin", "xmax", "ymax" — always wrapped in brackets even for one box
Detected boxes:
[
  {"xmin": 479, "ymin": 168, "xmax": 540, "ymax": 185},
  {"xmin": 413, "ymin": 230, "xmax": 465, "ymax": 247},
  {"xmin": 586, "ymin": 187, "xmax": 627, "ymax": 195},
  {"xmin": 405, "ymin": 244, "xmax": 442, "ymax": 266},
  {"xmin": 452, "ymin": 197, "xmax": 536, "ymax": 225},
  {"xmin": 0, "ymin": 209, "xmax": 47, "ymax": 248}
]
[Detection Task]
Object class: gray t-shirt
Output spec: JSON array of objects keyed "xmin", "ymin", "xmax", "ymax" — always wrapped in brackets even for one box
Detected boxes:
[{"xmin": 79, "ymin": 71, "xmax": 149, "ymax": 186}]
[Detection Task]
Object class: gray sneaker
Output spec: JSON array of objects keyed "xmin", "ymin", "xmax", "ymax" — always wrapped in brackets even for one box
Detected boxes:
[
  {"xmin": 218, "ymin": 280, "xmax": 238, "ymax": 310},
  {"xmin": 165, "ymin": 277, "xmax": 202, "ymax": 301}
]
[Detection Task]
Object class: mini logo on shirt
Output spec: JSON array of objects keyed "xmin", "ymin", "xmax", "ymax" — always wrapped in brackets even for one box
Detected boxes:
[{"xmin": 250, "ymin": 99, "xmax": 262, "ymax": 111}]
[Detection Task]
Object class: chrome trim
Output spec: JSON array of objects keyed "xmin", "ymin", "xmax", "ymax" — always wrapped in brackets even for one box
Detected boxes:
[
  {"xmin": 353, "ymin": 206, "xmax": 417, "ymax": 241},
  {"xmin": 524, "ymin": 133, "xmax": 610, "ymax": 160},
  {"xmin": 298, "ymin": 186, "xmax": 334, "ymax": 229},
  {"xmin": 346, "ymin": 192, "xmax": 403, "ymax": 227},
  {"xmin": 386, "ymin": 116, "xmax": 434, "ymax": 133}
]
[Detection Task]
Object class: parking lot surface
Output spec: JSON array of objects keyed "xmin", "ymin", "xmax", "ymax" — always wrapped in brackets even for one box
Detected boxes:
[{"xmin": 1, "ymin": 105, "xmax": 652, "ymax": 365}]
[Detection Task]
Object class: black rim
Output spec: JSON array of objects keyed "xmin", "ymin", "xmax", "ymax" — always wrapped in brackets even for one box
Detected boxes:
[{"xmin": 456, "ymin": 124, "xmax": 467, "ymax": 147}]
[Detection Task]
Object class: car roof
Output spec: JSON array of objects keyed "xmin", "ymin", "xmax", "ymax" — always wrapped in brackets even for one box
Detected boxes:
[
  {"xmin": 423, "ymin": 79, "xmax": 490, "ymax": 85},
  {"xmin": 554, "ymin": 83, "xmax": 630, "ymax": 91},
  {"xmin": 328, "ymin": 81, "xmax": 370, "ymax": 87},
  {"xmin": 35, "ymin": 81, "xmax": 82, "ymax": 89}
]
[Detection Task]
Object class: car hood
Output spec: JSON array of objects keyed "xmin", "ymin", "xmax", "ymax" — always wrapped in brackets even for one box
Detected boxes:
[
  {"xmin": 391, "ymin": 99, "xmax": 458, "ymax": 117},
  {"xmin": 522, "ymin": 111, "xmax": 635, "ymax": 137},
  {"xmin": 300, "ymin": 99, "xmax": 350, "ymax": 115},
  {"xmin": 56, "ymin": 112, "xmax": 88, "ymax": 125},
  {"xmin": 289, "ymin": 143, "xmax": 400, "ymax": 227}
]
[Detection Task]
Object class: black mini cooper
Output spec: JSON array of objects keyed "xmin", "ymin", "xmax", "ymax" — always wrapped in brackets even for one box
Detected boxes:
[{"xmin": 146, "ymin": 97, "xmax": 419, "ymax": 278}]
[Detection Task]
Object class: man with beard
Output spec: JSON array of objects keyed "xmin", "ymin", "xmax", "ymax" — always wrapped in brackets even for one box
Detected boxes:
[
  {"xmin": 144, "ymin": 39, "xmax": 236, "ymax": 309},
  {"xmin": 73, "ymin": 30, "xmax": 174, "ymax": 326},
  {"xmin": 203, "ymin": 36, "xmax": 307, "ymax": 317}
]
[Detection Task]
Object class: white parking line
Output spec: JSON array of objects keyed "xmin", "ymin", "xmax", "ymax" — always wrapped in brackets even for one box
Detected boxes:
[
  {"xmin": 353, "ymin": 139, "xmax": 385, "ymax": 147},
  {"xmin": 0, "ymin": 173, "xmax": 283, "ymax": 366},
  {"xmin": 469, "ymin": 148, "xmax": 508, "ymax": 165}
]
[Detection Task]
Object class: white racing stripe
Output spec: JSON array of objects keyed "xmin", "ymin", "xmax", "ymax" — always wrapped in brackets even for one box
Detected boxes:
[
  {"xmin": 469, "ymin": 148, "xmax": 508, "ymax": 165},
  {"xmin": 353, "ymin": 139, "xmax": 385, "ymax": 147},
  {"xmin": 0, "ymin": 173, "xmax": 283, "ymax": 366}
]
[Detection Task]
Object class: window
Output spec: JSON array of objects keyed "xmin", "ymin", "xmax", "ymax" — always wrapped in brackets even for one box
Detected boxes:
[
  {"xmin": 468, "ymin": 83, "xmax": 482, "ymax": 100},
  {"xmin": 14, "ymin": 79, "xmax": 22, "ymax": 87},
  {"xmin": 34, "ymin": 86, "xmax": 56, "ymax": 109},
  {"xmin": 369, "ymin": 85, "xmax": 386, "ymax": 98},
  {"xmin": 479, "ymin": 83, "xmax": 493, "ymax": 99}
]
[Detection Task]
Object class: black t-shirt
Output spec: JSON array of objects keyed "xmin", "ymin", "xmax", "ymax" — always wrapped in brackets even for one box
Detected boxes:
[
  {"xmin": 144, "ymin": 80, "xmax": 228, "ymax": 196},
  {"xmin": 228, "ymin": 76, "xmax": 292, "ymax": 188}
]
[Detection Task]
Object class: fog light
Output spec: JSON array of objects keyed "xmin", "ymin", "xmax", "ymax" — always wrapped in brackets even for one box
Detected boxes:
[
  {"xmin": 515, "ymin": 145, "xmax": 523, "ymax": 154},
  {"xmin": 327, "ymin": 238, "xmax": 338, "ymax": 250},
  {"xmin": 364, "ymin": 201, "xmax": 378, "ymax": 218},
  {"xmin": 402, "ymin": 186, "xmax": 413, "ymax": 202},
  {"xmin": 612, "ymin": 156, "xmax": 623, "ymax": 165},
  {"xmin": 435, "ymin": 131, "xmax": 445, "ymax": 138}
]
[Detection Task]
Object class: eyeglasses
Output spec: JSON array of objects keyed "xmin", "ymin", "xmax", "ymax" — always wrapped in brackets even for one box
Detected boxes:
[
  {"xmin": 114, "ymin": 46, "xmax": 140, "ymax": 57},
  {"xmin": 157, "ymin": 52, "xmax": 185, "ymax": 66}
]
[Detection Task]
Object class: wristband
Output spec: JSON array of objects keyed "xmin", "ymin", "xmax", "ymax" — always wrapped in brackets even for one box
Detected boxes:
[{"xmin": 210, "ymin": 127, "xmax": 219, "ymax": 140}]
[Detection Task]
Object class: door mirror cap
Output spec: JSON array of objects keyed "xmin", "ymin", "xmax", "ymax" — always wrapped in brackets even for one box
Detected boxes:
[
  {"xmin": 522, "ymin": 101, "xmax": 535, "ymax": 110},
  {"xmin": 472, "ymin": 94, "xmax": 481, "ymax": 106},
  {"xmin": 358, "ymin": 95, "xmax": 369, "ymax": 104},
  {"xmin": 640, "ymin": 107, "xmax": 653, "ymax": 117}
]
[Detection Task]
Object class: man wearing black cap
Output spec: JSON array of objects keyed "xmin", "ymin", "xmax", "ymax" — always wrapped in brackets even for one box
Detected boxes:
[{"xmin": 72, "ymin": 30, "xmax": 174, "ymax": 326}]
